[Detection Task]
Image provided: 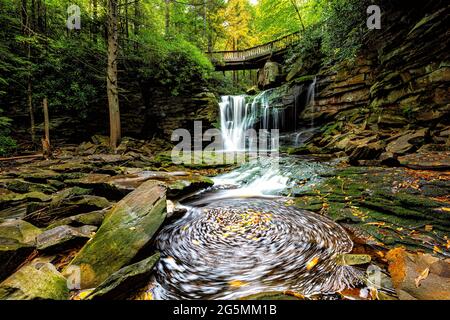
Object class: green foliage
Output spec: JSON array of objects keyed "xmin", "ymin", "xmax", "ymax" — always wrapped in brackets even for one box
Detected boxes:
[
  {"xmin": 0, "ymin": 109, "xmax": 16, "ymax": 156},
  {"xmin": 159, "ymin": 38, "xmax": 214, "ymax": 96},
  {"xmin": 281, "ymin": 0, "xmax": 370, "ymax": 75},
  {"xmin": 320, "ymin": 0, "xmax": 369, "ymax": 64}
]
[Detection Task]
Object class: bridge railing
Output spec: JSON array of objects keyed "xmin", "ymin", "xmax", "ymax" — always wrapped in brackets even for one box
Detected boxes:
[{"xmin": 207, "ymin": 31, "xmax": 301, "ymax": 64}]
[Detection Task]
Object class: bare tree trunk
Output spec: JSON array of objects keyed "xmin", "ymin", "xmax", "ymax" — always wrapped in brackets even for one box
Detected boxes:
[
  {"xmin": 107, "ymin": 0, "xmax": 121, "ymax": 150},
  {"xmin": 42, "ymin": 97, "xmax": 51, "ymax": 159},
  {"xmin": 22, "ymin": 0, "xmax": 36, "ymax": 145},
  {"xmin": 165, "ymin": 0, "xmax": 170, "ymax": 37}
]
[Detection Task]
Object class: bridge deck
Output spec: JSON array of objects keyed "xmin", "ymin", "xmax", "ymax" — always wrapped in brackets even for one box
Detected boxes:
[{"xmin": 207, "ymin": 32, "xmax": 301, "ymax": 71}]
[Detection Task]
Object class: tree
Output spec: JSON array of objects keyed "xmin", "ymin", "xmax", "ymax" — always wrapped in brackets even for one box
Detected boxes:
[{"xmin": 107, "ymin": 0, "xmax": 121, "ymax": 149}]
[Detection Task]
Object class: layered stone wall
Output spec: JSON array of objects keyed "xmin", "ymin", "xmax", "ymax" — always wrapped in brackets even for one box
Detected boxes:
[{"xmin": 286, "ymin": 3, "xmax": 449, "ymax": 166}]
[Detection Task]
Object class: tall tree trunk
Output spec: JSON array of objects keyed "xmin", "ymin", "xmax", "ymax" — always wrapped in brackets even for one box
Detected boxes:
[
  {"xmin": 21, "ymin": 0, "xmax": 36, "ymax": 145},
  {"xmin": 42, "ymin": 97, "xmax": 51, "ymax": 159},
  {"xmin": 107, "ymin": 0, "xmax": 121, "ymax": 150},
  {"xmin": 165, "ymin": 0, "xmax": 170, "ymax": 37}
]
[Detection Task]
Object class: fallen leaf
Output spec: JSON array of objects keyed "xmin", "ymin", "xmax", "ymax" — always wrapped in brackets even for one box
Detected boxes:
[
  {"xmin": 414, "ymin": 268, "xmax": 429, "ymax": 288},
  {"xmin": 433, "ymin": 245, "xmax": 443, "ymax": 254},
  {"xmin": 228, "ymin": 280, "xmax": 247, "ymax": 288},
  {"xmin": 306, "ymin": 257, "xmax": 319, "ymax": 270}
]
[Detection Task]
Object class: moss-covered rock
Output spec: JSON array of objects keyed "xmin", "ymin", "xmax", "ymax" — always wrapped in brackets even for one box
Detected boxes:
[
  {"xmin": 66, "ymin": 180, "xmax": 167, "ymax": 289},
  {"xmin": 46, "ymin": 209, "xmax": 107, "ymax": 229},
  {"xmin": 294, "ymin": 166, "xmax": 450, "ymax": 253},
  {"xmin": 3, "ymin": 180, "xmax": 57, "ymax": 194},
  {"xmin": 0, "ymin": 220, "xmax": 42, "ymax": 282},
  {"xmin": 0, "ymin": 262, "xmax": 69, "ymax": 300},
  {"xmin": 87, "ymin": 252, "xmax": 160, "ymax": 300}
]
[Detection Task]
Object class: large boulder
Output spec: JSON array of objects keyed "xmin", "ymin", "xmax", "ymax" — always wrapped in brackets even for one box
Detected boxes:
[
  {"xmin": 66, "ymin": 180, "xmax": 167, "ymax": 289},
  {"xmin": 0, "ymin": 220, "xmax": 42, "ymax": 281},
  {"xmin": 87, "ymin": 252, "xmax": 160, "ymax": 300},
  {"xmin": 0, "ymin": 261, "xmax": 69, "ymax": 300}
]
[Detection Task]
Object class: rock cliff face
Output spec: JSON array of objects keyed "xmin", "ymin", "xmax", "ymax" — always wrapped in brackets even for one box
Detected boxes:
[
  {"xmin": 280, "ymin": 2, "xmax": 450, "ymax": 164},
  {"xmin": 142, "ymin": 91, "xmax": 219, "ymax": 143}
]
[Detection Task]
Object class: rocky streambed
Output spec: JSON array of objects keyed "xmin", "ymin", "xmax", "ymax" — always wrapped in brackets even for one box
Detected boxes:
[{"xmin": 0, "ymin": 136, "xmax": 449, "ymax": 300}]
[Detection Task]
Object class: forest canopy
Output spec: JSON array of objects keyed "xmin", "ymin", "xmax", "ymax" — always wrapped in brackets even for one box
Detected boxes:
[{"xmin": 0, "ymin": 0, "xmax": 369, "ymax": 154}]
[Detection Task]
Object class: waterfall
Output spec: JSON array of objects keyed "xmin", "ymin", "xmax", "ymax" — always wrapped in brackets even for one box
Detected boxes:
[
  {"xmin": 219, "ymin": 78, "xmax": 317, "ymax": 152},
  {"xmin": 219, "ymin": 91, "xmax": 276, "ymax": 152}
]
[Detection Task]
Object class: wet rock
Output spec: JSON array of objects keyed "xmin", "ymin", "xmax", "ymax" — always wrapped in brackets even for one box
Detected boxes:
[
  {"xmin": 349, "ymin": 140, "xmax": 384, "ymax": 162},
  {"xmin": 295, "ymin": 166, "xmax": 450, "ymax": 253},
  {"xmin": 0, "ymin": 261, "xmax": 69, "ymax": 300},
  {"xmin": 25, "ymin": 189, "xmax": 111, "ymax": 228},
  {"xmin": 49, "ymin": 162, "xmax": 93, "ymax": 173},
  {"xmin": 0, "ymin": 220, "xmax": 42, "ymax": 281},
  {"xmin": 386, "ymin": 129, "xmax": 428, "ymax": 155},
  {"xmin": 47, "ymin": 208, "xmax": 108, "ymax": 229},
  {"xmin": 64, "ymin": 174, "xmax": 125, "ymax": 200},
  {"xmin": 36, "ymin": 225, "xmax": 97, "ymax": 251},
  {"xmin": 386, "ymin": 247, "xmax": 450, "ymax": 300},
  {"xmin": 398, "ymin": 151, "xmax": 450, "ymax": 170},
  {"xmin": 379, "ymin": 152, "xmax": 400, "ymax": 166},
  {"xmin": 166, "ymin": 200, "xmax": 187, "ymax": 219},
  {"xmin": 0, "ymin": 192, "xmax": 52, "ymax": 220},
  {"xmin": 66, "ymin": 180, "xmax": 167, "ymax": 289},
  {"xmin": 2, "ymin": 180, "xmax": 57, "ymax": 194},
  {"xmin": 0, "ymin": 220, "xmax": 41, "ymax": 246},
  {"xmin": 87, "ymin": 252, "xmax": 160, "ymax": 300}
]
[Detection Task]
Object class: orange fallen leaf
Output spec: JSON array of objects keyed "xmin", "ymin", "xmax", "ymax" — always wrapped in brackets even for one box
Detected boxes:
[
  {"xmin": 306, "ymin": 257, "xmax": 319, "ymax": 270},
  {"xmin": 433, "ymin": 246, "xmax": 443, "ymax": 254},
  {"xmin": 228, "ymin": 280, "xmax": 247, "ymax": 288}
]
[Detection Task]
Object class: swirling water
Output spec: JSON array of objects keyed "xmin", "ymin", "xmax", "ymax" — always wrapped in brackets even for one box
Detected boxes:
[{"xmin": 149, "ymin": 157, "xmax": 361, "ymax": 300}]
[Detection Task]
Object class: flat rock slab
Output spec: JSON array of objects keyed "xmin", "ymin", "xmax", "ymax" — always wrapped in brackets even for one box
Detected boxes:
[
  {"xmin": 66, "ymin": 180, "xmax": 167, "ymax": 289},
  {"xmin": 0, "ymin": 261, "xmax": 68, "ymax": 300},
  {"xmin": 88, "ymin": 252, "xmax": 160, "ymax": 300},
  {"xmin": 36, "ymin": 225, "xmax": 97, "ymax": 251},
  {"xmin": 398, "ymin": 151, "xmax": 450, "ymax": 170}
]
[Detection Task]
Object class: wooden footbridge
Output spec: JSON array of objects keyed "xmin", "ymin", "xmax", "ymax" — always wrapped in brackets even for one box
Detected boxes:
[{"xmin": 206, "ymin": 32, "xmax": 301, "ymax": 71}]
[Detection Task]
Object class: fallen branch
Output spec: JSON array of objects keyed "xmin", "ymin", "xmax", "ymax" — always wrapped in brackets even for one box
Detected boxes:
[{"xmin": 0, "ymin": 154, "xmax": 43, "ymax": 161}]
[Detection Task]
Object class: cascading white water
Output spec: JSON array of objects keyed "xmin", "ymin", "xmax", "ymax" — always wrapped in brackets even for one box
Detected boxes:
[{"xmin": 219, "ymin": 91, "xmax": 277, "ymax": 152}]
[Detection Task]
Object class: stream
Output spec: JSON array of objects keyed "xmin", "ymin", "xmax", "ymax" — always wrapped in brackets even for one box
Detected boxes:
[{"xmin": 150, "ymin": 92, "xmax": 363, "ymax": 300}]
